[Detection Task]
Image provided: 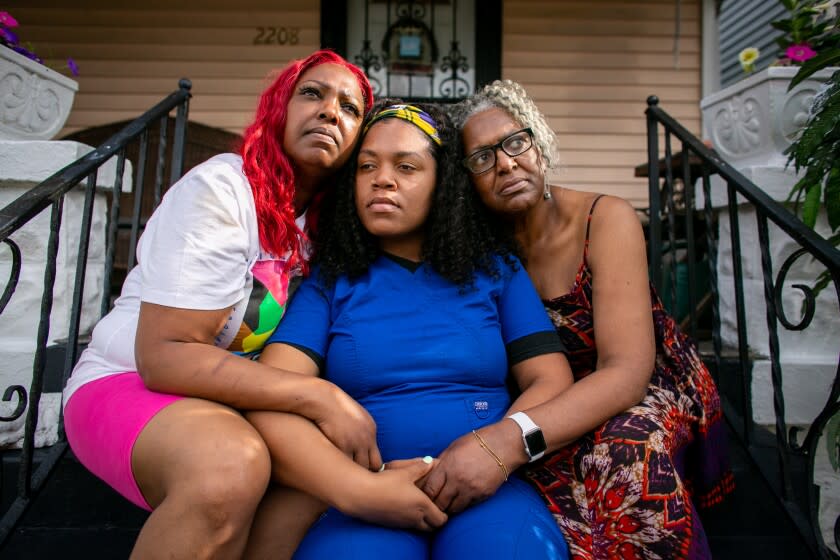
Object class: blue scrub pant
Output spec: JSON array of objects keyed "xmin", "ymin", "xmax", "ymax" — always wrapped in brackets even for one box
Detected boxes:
[{"xmin": 293, "ymin": 477, "xmax": 569, "ymax": 560}]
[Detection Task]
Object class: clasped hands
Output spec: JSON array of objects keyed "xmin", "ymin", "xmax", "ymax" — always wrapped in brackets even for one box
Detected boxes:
[
  {"xmin": 415, "ymin": 427, "xmax": 513, "ymax": 514},
  {"xmin": 317, "ymin": 389, "xmax": 517, "ymax": 530},
  {"xmin": 348, "ymin": 431, "xmax": 511, "ymax": 532},
  {"xmin": 328, "ymin": 413, "xmax": 512, "ymax": 530}
]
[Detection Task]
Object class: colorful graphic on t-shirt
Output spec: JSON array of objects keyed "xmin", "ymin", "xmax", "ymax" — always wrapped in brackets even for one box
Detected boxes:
[{"xmin": 229, "ymin": 258, "xmax": 298, "ymax": 356}]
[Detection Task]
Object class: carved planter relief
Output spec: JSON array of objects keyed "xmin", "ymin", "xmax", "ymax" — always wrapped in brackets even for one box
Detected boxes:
[
  {"xmin": 701, "ymin": 66, "xmax": 834, "ymax": 172},
  {"xmin": 0, "ymin": 46, "xmax": 78, "ymax": 141}
]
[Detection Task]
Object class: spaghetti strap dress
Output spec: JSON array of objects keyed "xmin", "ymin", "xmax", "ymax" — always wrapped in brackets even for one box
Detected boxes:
[{"xmin": 524, "ymin": 195, "xmax": 735, "ymax": 560}]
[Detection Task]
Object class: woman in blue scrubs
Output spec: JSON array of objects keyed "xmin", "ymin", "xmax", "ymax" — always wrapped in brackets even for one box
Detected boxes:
[{"xmin": 250, "ymin": 102, "xmax": 573, "ymax": 560}]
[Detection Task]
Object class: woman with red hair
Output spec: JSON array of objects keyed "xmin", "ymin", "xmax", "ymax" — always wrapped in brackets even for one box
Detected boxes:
[{"xmin": 61, "ymin": 50, "xmax": 424, "ymax": 559}]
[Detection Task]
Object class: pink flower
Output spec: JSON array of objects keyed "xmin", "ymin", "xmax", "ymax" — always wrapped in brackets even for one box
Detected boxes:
[
  {"xmin": 0, "ymin": 11, "xmax": 19, "ymax": 28},
  {"xmin": 786, "ymin": 44, "xmax": 817, "ymax": 62}
]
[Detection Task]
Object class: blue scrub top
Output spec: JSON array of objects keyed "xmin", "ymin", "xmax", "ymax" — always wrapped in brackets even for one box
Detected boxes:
[{"xmin": 268, "ymin": 254, "xmax": 564, "ymax": 460}]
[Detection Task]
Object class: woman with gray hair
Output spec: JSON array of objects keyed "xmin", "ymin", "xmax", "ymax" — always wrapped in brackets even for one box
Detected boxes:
[{"xmin": 420, "ymin": 80, "xmax": 734, "ymax": 560}]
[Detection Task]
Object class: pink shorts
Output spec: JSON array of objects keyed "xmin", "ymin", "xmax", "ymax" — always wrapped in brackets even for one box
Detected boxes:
[{"xmin": 64, "ymin": 372, "xmax": 183, "ymax": 511}]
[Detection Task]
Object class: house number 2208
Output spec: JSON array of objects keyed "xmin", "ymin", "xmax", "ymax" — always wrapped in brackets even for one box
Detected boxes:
[{"xmin": 253, "ymin": 27, "xmax": 300, "ymax": 45}]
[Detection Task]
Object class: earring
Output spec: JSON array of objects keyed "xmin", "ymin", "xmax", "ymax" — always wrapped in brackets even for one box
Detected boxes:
[{"xmin": 543, "ymin": 179, "xmax": 552, "ymax": 200}]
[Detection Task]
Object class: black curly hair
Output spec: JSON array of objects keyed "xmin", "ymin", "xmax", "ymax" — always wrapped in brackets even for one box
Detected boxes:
[{"xmin": 313, "ymin": 98, "xmax": 517, "ymax": 288}]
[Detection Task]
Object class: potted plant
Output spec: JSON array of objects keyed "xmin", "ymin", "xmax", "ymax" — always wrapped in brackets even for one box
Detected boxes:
[
  {"xmin": 0, "ymin": 11, "xmax": 79, "ymax": 141},
  {"xmin": 784, "ymin": 33, "xmax": 840, "ymax": 290}
]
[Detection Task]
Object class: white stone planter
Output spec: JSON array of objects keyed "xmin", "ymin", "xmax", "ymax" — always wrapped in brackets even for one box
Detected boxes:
[
  {"xmin": 701, "ymin": 66, "xmax": 836, "ymax": 173},
  {"xmin": 0, "ymin": 45, "xmax": 78, "ymax": 141}
]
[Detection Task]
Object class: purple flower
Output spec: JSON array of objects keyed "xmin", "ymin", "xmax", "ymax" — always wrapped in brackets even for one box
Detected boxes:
[
  {"xmin": 11, "ymin": 45, "xmax": 43, "ymax": 64},
  {"xmin": 786, "ymin": 44, "xmax": 817, "ymax": 62},
  {"xmin": 0, "ymin": 26, "xmax": 18, "ymax": 45},
  {"xmin": 1, "ymin": 12, "xmax": 77, "ymax": 77},
  {"xmin": 0, "ymin": 11, "xmax": 19, "ymax": 28}
]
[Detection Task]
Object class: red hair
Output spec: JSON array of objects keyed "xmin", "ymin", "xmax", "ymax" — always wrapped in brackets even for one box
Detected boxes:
[{"xmin": 240, "ymin": 50, "xmax": 373, "ymax": 267}]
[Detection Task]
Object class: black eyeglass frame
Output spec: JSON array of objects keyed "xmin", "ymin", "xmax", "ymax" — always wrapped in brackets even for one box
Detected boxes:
[{"xmin": 462, "ymin": 127, "xmax": 535, "ymax": 175}]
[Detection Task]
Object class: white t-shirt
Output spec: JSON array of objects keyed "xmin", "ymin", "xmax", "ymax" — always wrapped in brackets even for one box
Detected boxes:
[{"xmin": 63, "ymin": 153, "xmax": 306, "ymax": 404}]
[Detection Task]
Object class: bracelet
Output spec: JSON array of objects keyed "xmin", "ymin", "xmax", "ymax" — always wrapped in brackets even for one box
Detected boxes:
[{"xmin": 472, "ymin": 430, "xmax": 509, "ymax": 481}]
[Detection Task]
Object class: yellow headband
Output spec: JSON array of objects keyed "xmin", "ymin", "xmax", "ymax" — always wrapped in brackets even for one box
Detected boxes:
[{"xmin": 362, "ymin": 104, "xmax": 442, "ymax": 146}]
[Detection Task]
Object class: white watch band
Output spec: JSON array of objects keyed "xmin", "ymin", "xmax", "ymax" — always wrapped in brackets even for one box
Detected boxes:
[
  {"xmin": 508, "ymin": 411, "xmax": 539, "ymax": 434},
  {"xmin": 507, "ymin": 411, "xmax": 545, "ymax": 462}
]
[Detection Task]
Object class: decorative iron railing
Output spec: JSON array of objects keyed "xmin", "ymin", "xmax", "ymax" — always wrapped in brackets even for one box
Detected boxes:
[
  {"xmin": 0, "ymin": 79, "xmax": 191, "ymax": 545},
  {"xmin": 645, "ymin": 96, "xmax": 840, "ymax": 560},
  {"xmin": 351, "ymin": 0, "xmax": 472, "ymax": 101}
]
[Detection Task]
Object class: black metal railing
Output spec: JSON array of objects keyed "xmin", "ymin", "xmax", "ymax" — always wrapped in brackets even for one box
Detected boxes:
[
  {"xmin": 646, "ymin": 96, "xmax": 840, "ymax": 560},
  {"xmin": 0, "ymin": 79, "xmax": 191, "ymax": 545}
]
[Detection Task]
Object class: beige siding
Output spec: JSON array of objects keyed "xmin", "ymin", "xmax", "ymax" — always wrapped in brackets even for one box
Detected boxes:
[
  {"xmin": 503, "ymin": 0, "xmax": 702, "ymax": 207},
  {"xmin": 6, "ymin": 0, "xmax": 702, "ymax": 207},
  {"xmin": 5, "ymin": 0, "xmax": 321, "ymax": 136}
]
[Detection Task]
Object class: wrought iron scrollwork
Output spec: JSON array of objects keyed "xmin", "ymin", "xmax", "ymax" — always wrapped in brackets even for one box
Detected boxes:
[
  {"xmin": 805, "ymin": 400, "xmax": 840, "ymax": 558},
  {"xmin": 791, "ymin": 356, "xmax": 840, "ymax": 457},
  {"xmin": 396, "ymin": 1, "xmax": 426, "ymax": 20},
  {"xmin": 0, "ymin": 238, "xmax": 27, "ymax": 422},
  {"xmin": 0, "ymin": 238, "xmax": 21, "ymax": 315},
  {"xmin": 774, "ymin": 238, "xmax": 838, "ymax": 459},
  {"xmin": 834, "ymin": 499, "xmax": 840, "ymax": 557},
  {"xmin": 774, "ymin": 247, "xmax": 817, "ymax": 331},
  {"xmin": 0, "ymin": 384, "xmax": 27, "ymax": 422},
  {"xmin": 776, "ymin": 251, "xmax": 838, "ymax": 457},
  {"xmin": 354, "ymin": 39, "xmax": 383, "ymax": 96},
  {"xmin": 439, "ymin": 40, "xmax": 470, "ymax": 98},
  {"xmin": 354, "ymin": 0, "xmax": 473, "ymax": 100}
]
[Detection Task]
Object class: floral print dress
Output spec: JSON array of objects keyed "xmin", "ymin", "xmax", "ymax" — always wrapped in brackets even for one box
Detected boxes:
[{"xmin": 525, "ymin": 196, "xmax": 735, "ymax": 560}]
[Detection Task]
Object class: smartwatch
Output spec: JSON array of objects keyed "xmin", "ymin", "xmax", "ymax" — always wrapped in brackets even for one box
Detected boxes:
[{"xmin": 507, "ymin": 411, "xmax": 547, "ymax": 462}]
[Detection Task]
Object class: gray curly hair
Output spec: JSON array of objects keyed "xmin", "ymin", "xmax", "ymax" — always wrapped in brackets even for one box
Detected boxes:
[{"xmin": 450, "ymin": 80, "xmax": 560, "ymax": 172}]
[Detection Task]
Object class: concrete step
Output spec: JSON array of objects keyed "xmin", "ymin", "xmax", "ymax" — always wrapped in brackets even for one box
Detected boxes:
[{"xmin": 1, "ymin": 448, "xmax": 146, "ymax": 558}]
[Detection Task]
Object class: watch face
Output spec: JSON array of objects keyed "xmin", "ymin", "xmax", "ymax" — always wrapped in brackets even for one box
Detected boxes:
[{"xmin": 525, "ymin": 429, "xmax": 547, "ymax": 456}]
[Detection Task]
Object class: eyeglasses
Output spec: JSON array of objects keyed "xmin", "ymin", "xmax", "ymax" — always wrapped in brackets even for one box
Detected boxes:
[{"xmin": 462, "ymin": 128, "xmax": 534, "ymax": 175}]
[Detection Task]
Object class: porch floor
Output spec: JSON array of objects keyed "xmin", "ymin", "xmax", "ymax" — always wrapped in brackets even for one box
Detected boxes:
[
  {"xmin": 0, "ymin": 422, "xmax": 813, "ymax": 559},
  {"xmin": 700, "ymin": 423, "xmax": 812, "ymax": 557}
]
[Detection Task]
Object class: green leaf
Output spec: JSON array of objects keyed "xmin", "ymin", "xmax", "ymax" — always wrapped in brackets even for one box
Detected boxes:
[
  {"xmin": 802, "ymin": 181, "xmax": 822, "ymax": 228},
  {"xmin": 771, "ymin": 20, "xmax": 792, "ymax": 32},
  {"xmin": 787, "ymin": 85, "xmax": 840, "ymax": 171},
  {"xmin": 789, "ymin": 51, "xmax": 840, "ymax": 89},
  {"xmin": 826, "ymin": 168, "xmax": 840, "ymax": 232},
  {"xmin": 787, "ymin": 174, "xmax": 811, "ymax": 205},
  {"xmin": 811, "ymin": 269, "xmax": 831, "ymax": 298}
]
